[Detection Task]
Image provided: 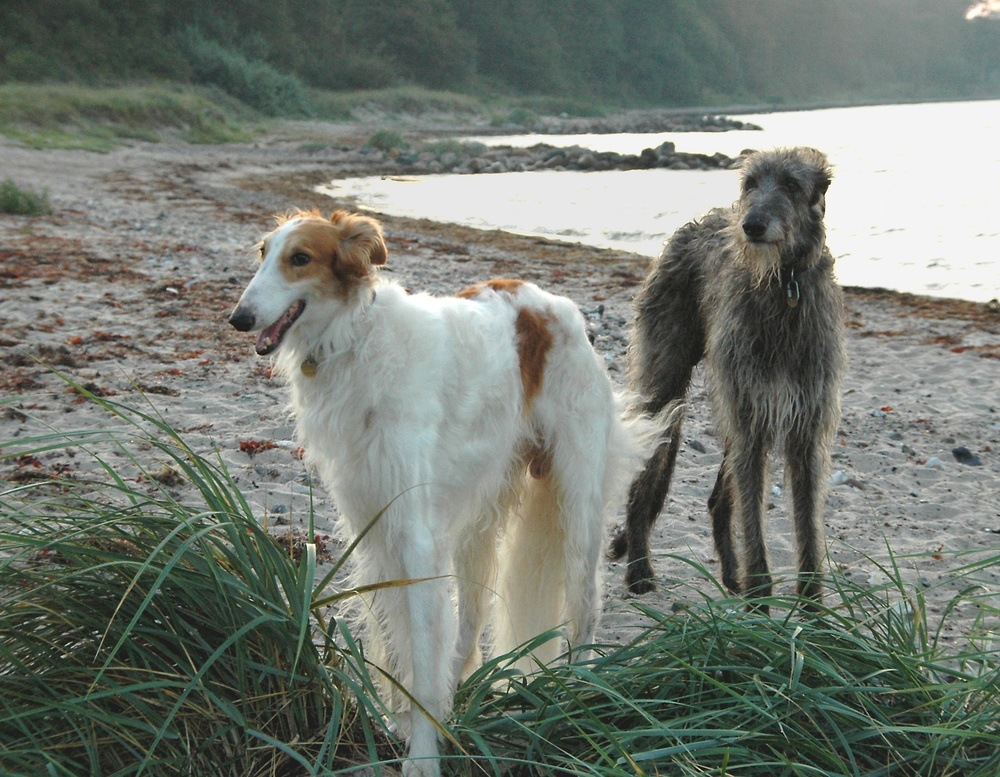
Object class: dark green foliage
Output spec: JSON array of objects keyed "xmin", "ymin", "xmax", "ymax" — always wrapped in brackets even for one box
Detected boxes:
[
  {"xmin": 0, "ymin": 179, "xmax": 52, "ymax": 215},
  {"xmin": 1, "ymin": 0, "xmax": 997, "ymax": 107},
  {"xmin": 0, "ymin": 0, "xmax": 189, "ymax": 82},
  {"xmin": 176, "ymin": 27, "xmax": 313, "ymax": 117}
]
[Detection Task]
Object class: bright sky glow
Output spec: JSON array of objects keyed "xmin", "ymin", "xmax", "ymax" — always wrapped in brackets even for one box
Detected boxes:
[{"xmin": 966, "ymin": 0, "xmax": 1000, "ymax": 19}]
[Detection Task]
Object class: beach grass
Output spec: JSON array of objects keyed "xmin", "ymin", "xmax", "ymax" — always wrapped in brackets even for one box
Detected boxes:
[
  {"xmin": 2, "ymin": 388, "xmax": 998, "ymax": 775},
  {"xmin": 451, "ymin": 570, "xmax": 1000, "ymax": 775},
  {"xmin": 0, "ymin": 83, "xmax": 253, "ymax": 151},
  {"xmin": 0, "ymin": 81, "xmax": 617, "ymax": 154},
  {"xmin": 0, "ymin": 389, "xmax": 395, "ymax": 774}
]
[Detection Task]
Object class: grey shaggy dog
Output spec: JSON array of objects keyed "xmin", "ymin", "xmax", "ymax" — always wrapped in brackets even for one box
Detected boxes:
[{"xmin": 610, "ymin": 146, "xmax": 847, "ymax": 610}]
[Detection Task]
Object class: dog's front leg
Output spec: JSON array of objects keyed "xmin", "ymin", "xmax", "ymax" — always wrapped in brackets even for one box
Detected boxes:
[
  {"xmin": 401, "ymin": 519, "xmax": 454, "ymax": 777},
  {"xmin": 785, "ymin": 428, "xmax": 829, "ymax": 607},
  {"xmin": 728, "ymin": 434, "xmax": 773, "ymax": 611}
]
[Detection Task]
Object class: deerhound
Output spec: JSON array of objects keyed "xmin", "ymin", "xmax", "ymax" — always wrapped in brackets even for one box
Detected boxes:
[{"xmin": 610, "ymin": 146, "xmax": 846, "ymax": 609}]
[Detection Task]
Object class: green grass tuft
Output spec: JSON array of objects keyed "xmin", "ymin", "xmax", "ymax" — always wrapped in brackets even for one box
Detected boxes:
[
  {"xmin": 0, "ymin": 179, "xmax": 52, "ymax": 215},
  {"xmin": 0, "ymin": 390, "xmax": 396, "ymax": 774},
  {"xmin": 449, "ymin": 567, "xmax": 1000, "ymax": 775}
]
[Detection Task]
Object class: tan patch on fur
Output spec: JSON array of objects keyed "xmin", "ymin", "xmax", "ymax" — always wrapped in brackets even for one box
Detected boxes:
[
  {"xmin": 455, "ymin": 278, "xmax": 525, "ymax": 299},
  {"xmin": 272, "ymin": 211, "xmax": 387, "ymax": 298},
  {"xmin": 515, "ymin": 307, "xmax": 553, "ymax": 405},
  {"xmin": 486, "ymin": 278, "xmax": 524, "ymax": 293},
  {"xmin": 455, "ymin": 283, "xmax": 486, "ymax": 299}
]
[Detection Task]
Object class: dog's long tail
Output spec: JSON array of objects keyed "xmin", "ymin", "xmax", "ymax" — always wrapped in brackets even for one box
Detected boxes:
[
  {"xmin": 493, "ymin": 474, "xmax": 568, "ymax": 671},
  {"xmin": 493, "ymin": 394, "xmax": 680, "ymax": 674}
]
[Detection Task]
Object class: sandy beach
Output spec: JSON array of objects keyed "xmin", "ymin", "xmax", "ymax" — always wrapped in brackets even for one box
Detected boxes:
[{"xmin": 2, "ymin": 119, "xmax": 999, "ymax": 648}]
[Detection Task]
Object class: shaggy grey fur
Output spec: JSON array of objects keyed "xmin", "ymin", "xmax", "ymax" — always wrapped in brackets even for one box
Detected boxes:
[{"xmin": 610, "ymin": 147, "xmax": 847, "ymax": 610}]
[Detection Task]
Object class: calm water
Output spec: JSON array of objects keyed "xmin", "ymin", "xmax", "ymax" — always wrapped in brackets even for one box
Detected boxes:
[{"xmin": 321, "ymin": 101, "xmax": 1000, "ymax": 302}]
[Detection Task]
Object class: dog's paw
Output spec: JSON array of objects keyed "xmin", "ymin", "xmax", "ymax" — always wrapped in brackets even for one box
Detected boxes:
[
  {"xmin": 722, "ymin": 573, "xmax": 743, "ymax": 596},
  {"xmin": 795, "ymin": 577, "xmax": 824, "ymax": 611},
  {"xmin": 625, "ymin": 562, "xmax": 656, "ymax": 595},
  {"xmin": 608, "ymin": 527, "xmax": 628, "ymax": 560}
]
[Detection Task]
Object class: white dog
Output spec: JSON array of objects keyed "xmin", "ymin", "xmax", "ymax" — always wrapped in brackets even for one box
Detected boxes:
[{"xmin": 229, "ymin": 210, "xmax": 646, "ymax": 776}]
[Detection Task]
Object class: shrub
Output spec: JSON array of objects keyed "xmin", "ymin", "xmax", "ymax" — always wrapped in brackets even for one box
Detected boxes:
[
  {"xmin": 367, "ymin": 129, "xmax": 407, "ymax": 152},
  {"xmin": 176, "ymin": 27, "xmax": 312, "ymax": 118}
]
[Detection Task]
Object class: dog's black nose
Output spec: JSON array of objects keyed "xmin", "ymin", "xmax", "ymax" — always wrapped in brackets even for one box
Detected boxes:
[
  {"xmin": 229, "ymin": 308, "xmax": 255, "ymax": 331},
  {"xmin": 742, "ymin": 218, "xmax": 767, "ymax": 240}
]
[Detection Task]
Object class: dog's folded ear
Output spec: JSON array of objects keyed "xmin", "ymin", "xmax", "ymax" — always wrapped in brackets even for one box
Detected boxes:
[
  {"xmin": 330, "ymin": 210, "xmax": 388, "ymax": 269},
  {"xmin": 814, "ymin": 166, "xmax": 832, "ymax": 196},
  {"xmin": 804, "ymin": 147, "xmax": 833, "ymax": 202}
]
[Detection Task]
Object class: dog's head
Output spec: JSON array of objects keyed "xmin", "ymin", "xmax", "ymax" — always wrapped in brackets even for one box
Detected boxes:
[
  {"xmin": 228, "ymin": 209, "xmax": 387, "ymax": 355},
  {"xmin": 734, "ymin": 147, "xmax": 833, "ymax": 279}
]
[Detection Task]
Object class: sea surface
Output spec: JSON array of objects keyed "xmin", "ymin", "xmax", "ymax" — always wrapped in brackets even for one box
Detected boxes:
[{"xmin": 321, "ymin": 101, "xmax": 1000, "ymax": 302}]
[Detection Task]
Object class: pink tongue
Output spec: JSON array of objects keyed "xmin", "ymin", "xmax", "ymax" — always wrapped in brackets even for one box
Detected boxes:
[{"xmin": 254, "ymin": 301, "xmax": 304, "ymax": 355}]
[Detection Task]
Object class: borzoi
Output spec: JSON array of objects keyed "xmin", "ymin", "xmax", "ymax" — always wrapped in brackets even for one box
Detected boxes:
[{"xmin": 229, "ymin": 209, "xmax": 644, "ymax": 775}]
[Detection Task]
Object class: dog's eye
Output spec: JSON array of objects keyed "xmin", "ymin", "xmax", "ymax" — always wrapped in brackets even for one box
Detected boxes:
[
  {"xmin": 290, "ymin": 252, "xmax": 311, "ymax": 267},
  {"xmin": 781, "ymin": 177, "xmax": 800, "ymax": 193},
  {"xmin": 744, "ymin": 176, "xmax": 758, "ymax": 191}
]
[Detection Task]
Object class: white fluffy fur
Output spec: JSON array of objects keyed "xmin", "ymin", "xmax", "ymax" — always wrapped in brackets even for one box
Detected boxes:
[{"xmin": 230, "ymin": 212, "xmax": 648, "ymax": 776}]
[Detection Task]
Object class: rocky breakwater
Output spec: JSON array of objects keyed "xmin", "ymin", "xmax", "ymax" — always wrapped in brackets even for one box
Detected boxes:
[{"xmin": 390, "ymin": 139, "xmax": 749, "ymax": 175}]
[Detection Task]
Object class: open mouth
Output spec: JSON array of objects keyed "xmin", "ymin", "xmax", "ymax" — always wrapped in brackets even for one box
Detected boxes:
[{"xmin": 255, "ymin": 300, "xmax": 306, "ymax": 355}]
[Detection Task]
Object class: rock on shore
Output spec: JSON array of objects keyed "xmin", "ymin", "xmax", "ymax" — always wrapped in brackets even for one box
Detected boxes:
[{"xmin": 396, "ymin": 140, "xmax": 746, "ymax": 175}]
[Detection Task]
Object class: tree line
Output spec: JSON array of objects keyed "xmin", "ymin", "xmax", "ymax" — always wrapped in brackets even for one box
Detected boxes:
[{"xmin": 1, "ymin": 0, "xmax": 997, "ymax": 108}]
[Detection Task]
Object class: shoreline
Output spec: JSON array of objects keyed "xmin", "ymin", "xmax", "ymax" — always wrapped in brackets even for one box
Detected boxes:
[
  {"xmin": 257, "ymin": 158, "xmax": 1000, "ymax": 314},
  {"xmin": 1, "ymin": 125, "xmax": 998, "ymax": 645}
]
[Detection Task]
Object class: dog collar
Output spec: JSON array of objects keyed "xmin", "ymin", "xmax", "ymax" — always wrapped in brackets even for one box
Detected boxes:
[
  {"xmin": 785, "ymin": 267, "xmax": 800, "ymax": 308},
  {"xmin": 781, "ymin": 264, "xmax": 813, "ymax": 308}
]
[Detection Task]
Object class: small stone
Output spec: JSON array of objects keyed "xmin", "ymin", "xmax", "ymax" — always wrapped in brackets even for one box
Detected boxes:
[
  {"xmin": 688, "ymin": 439, "xmax": 707, "ymax": 453},
  {"xmin": 925, "ymin": 457, "xmax": 945, "ymax": 469},
  {"xmin": 952, "ymin": 446, "xmax": 982, "ymax": 466},
  {"xmin": 829, "ymin": 470, "xmax": 849, "ymax": 486}
]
